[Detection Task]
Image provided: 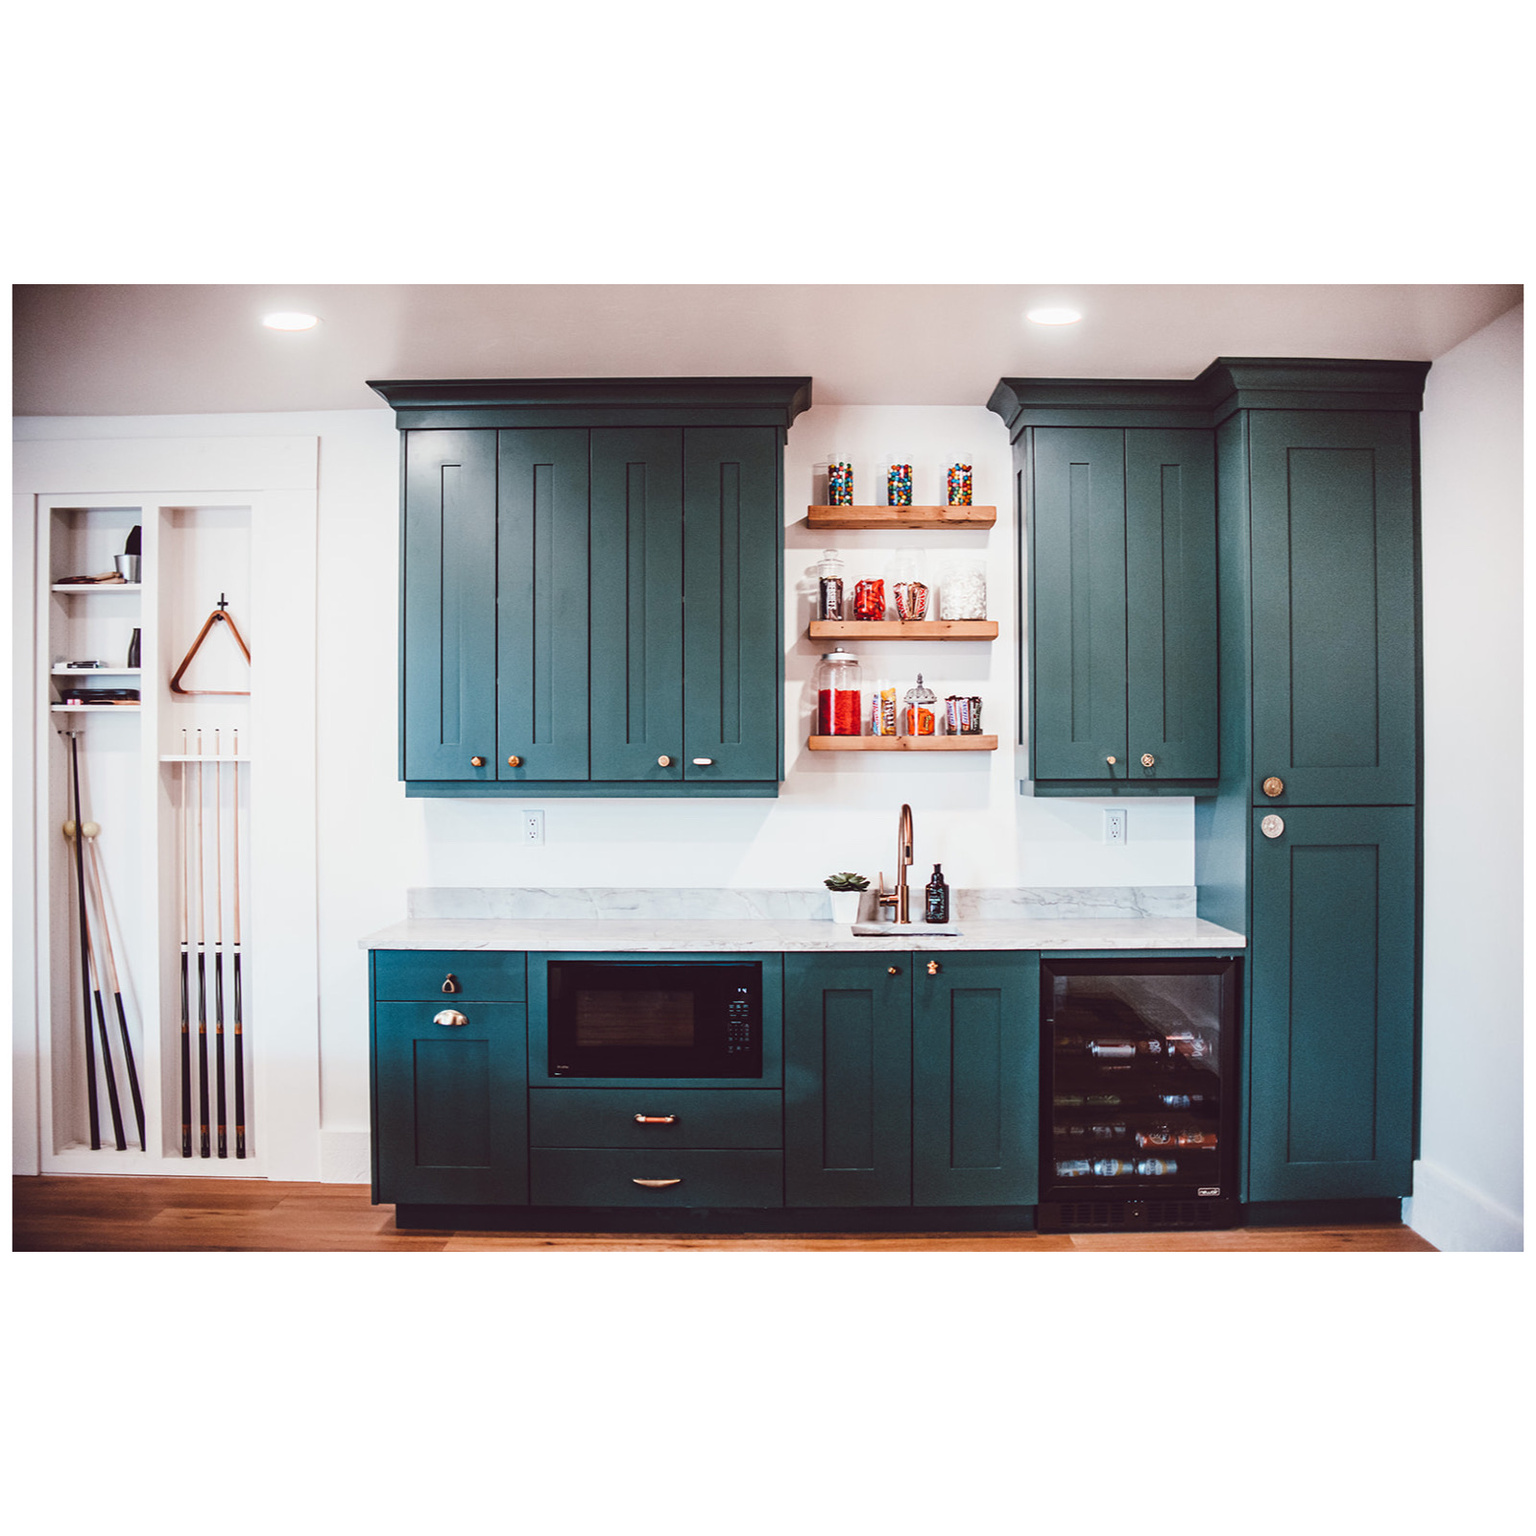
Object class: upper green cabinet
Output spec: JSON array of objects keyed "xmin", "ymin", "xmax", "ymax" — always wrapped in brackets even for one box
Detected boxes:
[
  {"xmin": 1026, "ymin": 425, "xmax": 1217, "ymax": 789},
  {"xmin": 373, "ymin": 378, "xmax": 811, "ymax": 797}
]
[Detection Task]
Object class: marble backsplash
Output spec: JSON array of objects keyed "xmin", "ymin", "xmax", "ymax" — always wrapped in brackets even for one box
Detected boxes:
[{"xmin": 408, "ymin": 886, "xmax": 1197, "ymax": 921}]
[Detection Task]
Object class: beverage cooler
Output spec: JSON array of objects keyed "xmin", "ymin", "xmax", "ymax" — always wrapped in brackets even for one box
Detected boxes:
[{"xmin": 1039, "ymin": 958, "xmax": 1240, "ymax": 1232}]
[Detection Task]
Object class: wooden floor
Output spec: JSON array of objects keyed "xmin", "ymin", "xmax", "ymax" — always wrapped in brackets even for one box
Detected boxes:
[{"xmin": 11, "ymin": 1176, "xmax": 1437, "ymax": 1251}]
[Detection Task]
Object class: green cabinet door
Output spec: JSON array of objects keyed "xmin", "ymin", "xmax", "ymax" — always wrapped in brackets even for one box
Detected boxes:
[
  {"xmin": 589, "ymin": 428, "xmax": 686, "ymax": 784},
  {"xmin": 1248, "ymin": 411, "xmax": 1419, "ymax": 806},
  {"xmin": 1247, "ymin": 806, "xmax": 1416, "ymax": 1200},
  {"xmin": 913, "ymin": 953, "xmax": 1038, "ymax": 1205},
  {"xmin": 785, "ymin": 954, "xmax": 912, "ymax": 1206},
  {"xmin": 372, "ymin": 999, "xmax": 529, "ymax": 1206},
  {"xmin": 1030, "ymin": 427, "xmax": 1128, "ymax": 781},
  {"xmin": 1125, "ymin": 429, "xmax": 1218, "ymax": 781},
  {"xmin": 402, "ymin": 430, "xmax": 498, "ymax": 781},
  {"xmin": 496, "ymin": 429, "xmax": 591, "ymax": 781},
  {"xmin": 682, "ymin": 427, "xmax": 781, "ymax": 783}
]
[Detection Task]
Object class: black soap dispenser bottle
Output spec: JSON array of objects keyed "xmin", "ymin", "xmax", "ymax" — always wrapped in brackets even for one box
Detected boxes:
[{"xmin": 924, "ymin": 863, "xmax": 949, "ymax": 924}]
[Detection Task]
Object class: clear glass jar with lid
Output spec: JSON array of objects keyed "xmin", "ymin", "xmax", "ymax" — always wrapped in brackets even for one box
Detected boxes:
[
  {"xmin": 939, "ymin": 555, "xmax": 987, "ymax": 619},
  {"xmin": 815, "ymin": 646, "xmax": 863, "ymax": 736},
  {"xmin": 815, "ymin": 550, "xmax": 845, "ymax": 620}
]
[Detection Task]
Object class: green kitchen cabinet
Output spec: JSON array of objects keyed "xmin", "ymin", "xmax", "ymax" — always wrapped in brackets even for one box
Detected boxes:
[
  {"xmin": 784, "ymin": 951, "xmax": 1037, "ymax": 1207},
  {"xmin": 401, "ymin": 429, "xmax": 499, "ymax": 782},
  {"xmin": 1246, "ymin": 807, "xmax": 1417, "ymax": 1201},
  {"xmin": 373, "ymin": 378, "xmax": 811, "ymax": 797},
  {"xmin": 1022, "ymin": 423, "xmax": 1217, "ymax": 791},
  {"xmin": 1244, "ymin": 410, "xmax": 1420, "ymax": 807},
  {"xmin": 371, "ymin": 969, "xmax": 530, "ymax": 1207}
]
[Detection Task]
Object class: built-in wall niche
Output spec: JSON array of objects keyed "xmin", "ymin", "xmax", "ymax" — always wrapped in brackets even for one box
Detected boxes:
[
  {"xmin": 48, "ymin": 505, "xmax": 145, "ymax": 703},
  {"xmin": 157, "ymin": 506, "xmax": 252, "ymax": 754}
]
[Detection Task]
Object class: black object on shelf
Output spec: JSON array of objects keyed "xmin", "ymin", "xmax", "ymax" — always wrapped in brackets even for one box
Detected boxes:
[
  {"xmin": 127, "ymin": 629, "xmax": 141, "ymax": 668},
  {"xmin": 1037, "ymin": 957, "xmax": 1241, "ymax": 1232},
  {"xmin": 924, "ymin": 863, "xmax": 949, "ymax": 924},
  {"xmin": 124, "ymin": 525, "xmax": 142, "ymax": 556},
  {"xmin": 60, "ymin": 687, "xmax": 141, "ymax": 705}
]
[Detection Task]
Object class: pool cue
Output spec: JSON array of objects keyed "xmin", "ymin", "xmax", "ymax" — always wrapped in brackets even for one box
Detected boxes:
[
  {"xmin": 66, "ymin": 732, "xmax": 101, "ymax": 1149},
  {"xmin": 232, "ymin": 729, "xmax": 246, "ymax": 1158},
  {"xmin": 179, "ymin": 731, "xmax": 192, "ymax": 1156},
  {"xmin": 213, "ymin": 731, "xmax": 226, "ymax": 1157},
  {"xmin": 65, "ymin": 817, "xmax": 126, "ymax": 1150},
  {"xmin": 196, "ymin": 731, "xmax": 210, "ymax": 1157},
  {"xmin": 82, "ymin": 821, "xmax": 147, "ymax": 1149}
]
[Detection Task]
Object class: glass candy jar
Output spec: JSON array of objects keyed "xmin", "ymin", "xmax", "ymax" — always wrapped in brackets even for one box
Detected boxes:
[
  {"xmin": 903, "ymin": 673, "xmax": 937, "ymax": 736},
  {"xmin": 853, "ymin": 577, "xmax": 886, "ymax": 622},
  {"xmin": 815, "ymin": 647, "xmax": 863, "ymax": 736},
  {"xmin": 889, "ymin": 550, "xmax": 930, "ymax": 623},
  {"xmin": 939, "ymin": 555, "xmax": 987, "ymax": 619},
  {"xmin": 816, "ymin": 549, "xmax": 845, "ymax": 621}
]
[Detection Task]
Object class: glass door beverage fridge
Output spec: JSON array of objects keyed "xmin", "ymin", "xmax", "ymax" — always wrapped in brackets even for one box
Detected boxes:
[{"xmin": 1039, "ymin": 958, "xmax": 1240, "ymax": 1232}]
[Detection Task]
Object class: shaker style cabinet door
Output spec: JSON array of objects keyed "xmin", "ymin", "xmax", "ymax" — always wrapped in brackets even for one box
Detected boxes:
[
  {"xmin": 402, "ymin": 430, "xmax": 498, "ymax": 781},
  {"xmin": 1246, "ymin": 806, "xmax": 1416, "ymax": 1201},
  {"xmin": 1247, "ymin": 411, "xmax": 1419, "ymax": 806},
  {"xmin": 497, "ymin": 429, "xmax": 591, "ymax": 781},
  {"xmin": 588, "ymin": 428, "xmax": 686, "ymax": 784},
  {"xmin": 372, "ymin": 1000, "xmax": 529, "ymax": 1206},
  {"xmin": 682, "ymin": 427, "xmax": 781, "ymax": 783},
  {"xmin": 912, "ymin": 953, "xmax": 1038, "ymax": 1206},
  {"xmin": 1029, "ymin": 427, "xmax": 1128, "ymax": 781},
  {"xmin": 1124, "ymin": 428, "xmax": 1218, "ymax": 781},
  {"xmin": 784, "ymin": 954, "xmax": 912, "ymax": 1206}
]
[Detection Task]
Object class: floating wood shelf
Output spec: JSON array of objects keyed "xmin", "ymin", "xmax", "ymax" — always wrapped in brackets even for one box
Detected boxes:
[
  {"xmin": 807, "ymin": 505, "xmax": 996, "ymax": 531},
  {"xmin": 809, "ymin": 620, "xmax": 998, "ymax": 641},
  {"xmin": 51, "ymin": 582, "xmax": 143, "ymax": 593},
  {"xmin": 807, "ymin": 735, "xmax": 998, "ymax": 752}
]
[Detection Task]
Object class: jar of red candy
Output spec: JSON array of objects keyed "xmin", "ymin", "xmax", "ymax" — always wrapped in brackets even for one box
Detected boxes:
[
  {"xmin": 853, "ymin": 578, "xmax": 886, "ymax": 621},
  {"xmin": 814, "ymin": 647, "xmax": 863, "ymax": 736}
]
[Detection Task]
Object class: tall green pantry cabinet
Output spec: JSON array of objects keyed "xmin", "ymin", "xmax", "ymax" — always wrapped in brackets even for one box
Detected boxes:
[
  {"xmin": 990, "ymin": 359, "xmax": 1430, "ymax": 1216},
  {"xmin": 371, "ymin": 377, "xmax": 812, "ymax": 797}
]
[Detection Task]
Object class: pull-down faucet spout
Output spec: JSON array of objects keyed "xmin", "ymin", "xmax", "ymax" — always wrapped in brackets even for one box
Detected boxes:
[{"xmin": 878, "ymin": 803, "xmax": 915, "ymax": 924}]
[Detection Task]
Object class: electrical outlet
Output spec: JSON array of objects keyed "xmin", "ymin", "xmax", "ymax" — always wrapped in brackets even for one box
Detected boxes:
[
  {"xmin": 1104, "ymin": 809, "xmax": 1127, "ymax": 845},
  {"xmin": 523, "ymin": 810, "xmax": 545, "ymax": 845}
]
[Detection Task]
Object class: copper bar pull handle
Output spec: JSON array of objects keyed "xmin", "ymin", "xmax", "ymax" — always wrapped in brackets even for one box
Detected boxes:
[
  {"xmin": 634, "ymin": 1114, "xmax": 678, "ymax": 1125},
  {"xmin": 632, "ymin": 1178, "xmax": 683, "ymax": 1188}
]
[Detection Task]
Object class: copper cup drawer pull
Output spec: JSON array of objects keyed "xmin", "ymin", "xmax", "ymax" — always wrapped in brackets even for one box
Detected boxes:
[
  {"xmin": 634, "ymin": 1114, "xmax": 678, "ymax": 1125},
  {"xmin": 632, "ymin": 1178, "xmax": 683, "ymax": 1188},
  {"xmin": 434, "ymin": 1009, "xmax": 469, "ymax": 1028}
]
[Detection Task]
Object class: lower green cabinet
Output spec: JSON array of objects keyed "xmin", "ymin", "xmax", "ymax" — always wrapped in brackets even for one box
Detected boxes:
[
  {"xmin": 1247, "ymin": 807, "xmax": 1416, "ymax": 1201},
  {"xmin": 372, "ymin": 999, "xmax": 529, "ymax": 1206},
  {"xmin": 785, "ymin": 952, "xmax": 1038, "ymax": 1207}
]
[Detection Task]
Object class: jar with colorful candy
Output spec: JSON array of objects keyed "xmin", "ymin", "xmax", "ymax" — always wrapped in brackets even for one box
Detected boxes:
[
  {"xmin": 945, "ymin": 462, "xmax": 973, "ymax": 506},
  {"xmin": 886, "ymin": 458, "xmax": 913, "ymax": 507},
  {"xmin": 853, "ymin": 577, "xmax": 886, "ymax": 621}
]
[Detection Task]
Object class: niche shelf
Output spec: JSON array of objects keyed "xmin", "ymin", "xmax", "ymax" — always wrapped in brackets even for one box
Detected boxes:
[
  {"xmin": 808, "ymin": 504, "xmax": 996, "ymax": 531},
  {"xmin": 807, "ymin": 735, "xmax": 998, "ymax": 752},
  {"xmin": 808, "ymin": 620, "xmax": 998, "ymax": 642}
]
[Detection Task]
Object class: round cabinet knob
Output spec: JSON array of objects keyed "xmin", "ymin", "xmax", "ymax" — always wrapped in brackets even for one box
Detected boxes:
[
  {"xmin": 440, "ymin": 973, "xmax": 460, "ymax": 995},
  {"xmin": 1141, "ymin": 753, "xmax": 1156, "ymax": 768},
  {"xmin": 433, "ymin": 1009, "xmax": 469, "ymax": 1028},
  {"xmin": 887, "ymin": 966, "xmax": 900, "ymax": 975},
  {"xmin": 927, "ymin": 960, "xmax": 941, "ymax": 975},
  {"xmin": 470, "ymin": 757, "xmax": 485, "ymax": 768},
  {"xmin": 1262, "ymin": 776, "xmax": 1285, "ymax": 798},
  {"xmin": 1261, "ymin": 814, "xmax": 1285, "ymax": 840},
  {"xmin": 507, "ymin": 755, "xmax": 522, "ymax": 768},
  {"xmin": 657, "ymin": 756, "xmax": 672, "ymax": 768},
  {"xmin": 1105, "ymin": 756, "xmax": 1117, "ymax": 767}
]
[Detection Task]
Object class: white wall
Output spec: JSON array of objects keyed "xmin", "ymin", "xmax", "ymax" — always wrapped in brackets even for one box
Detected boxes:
[
  {"xmin": 1414, "ymin": 303, "xmax": 1525, "ymax": 1251},
  {"xmin": 16, "ymin": 403, "xmax": 1194, "ymax": 1166}
]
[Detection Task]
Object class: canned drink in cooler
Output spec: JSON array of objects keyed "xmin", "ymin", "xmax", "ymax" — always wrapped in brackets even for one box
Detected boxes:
[
  {"xmin": 1056, "ymin": 1160, "xmax": 1092, "ymax": 1179},
  {"xmin": 1091, "ymin": 1158, "xmax": 1135, "ymax": 1177},
  {"xmin": 1136, "ymin": 1128, "xmax": 1176, "ymax": 1149},
  {"xmin": 1136, "ymin": 1158, "xmax": 1178, "ymax": 1177},
  {"xmin": 1176, "ymin": 1130, "xmax": 1217, "ymax": 1149}
]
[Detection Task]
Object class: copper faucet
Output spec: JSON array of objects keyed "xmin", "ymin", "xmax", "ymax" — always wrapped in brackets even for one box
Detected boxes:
[{"xmin": 877, "ymin": 803, "xmax": 915, "ymax": 924}]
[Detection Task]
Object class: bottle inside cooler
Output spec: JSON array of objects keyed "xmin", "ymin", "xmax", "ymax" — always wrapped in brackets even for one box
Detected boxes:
[{"xmin": 1041, "ymin": 959, "xmax": 1238, "ymax": 1225}]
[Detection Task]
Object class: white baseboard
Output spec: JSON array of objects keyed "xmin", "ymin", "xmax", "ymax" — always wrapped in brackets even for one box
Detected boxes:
[
  {"xmin": 1406, "ymin": 1159, "xmax": 1523, "ymax": 1252},
  {"xmin": 318, "ymin": 1129, "xmax": 371, "ymax": 1185}
]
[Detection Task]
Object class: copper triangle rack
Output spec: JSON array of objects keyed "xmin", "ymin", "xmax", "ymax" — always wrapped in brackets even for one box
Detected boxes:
[{"xmin": 169, "ymin": 594, "xmax": 252, "ymax": 696}]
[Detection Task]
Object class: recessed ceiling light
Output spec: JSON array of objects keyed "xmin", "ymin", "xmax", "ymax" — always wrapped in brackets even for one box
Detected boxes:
[
  {"xmin": 1026, "ymin": 307, "xmax": 1082, "ymax": 326},
  {"xmin": 262, "ymin": 312, "xmax": 319, "ymax": 331}
]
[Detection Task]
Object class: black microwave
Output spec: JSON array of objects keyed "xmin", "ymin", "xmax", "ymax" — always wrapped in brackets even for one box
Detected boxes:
[{"xmin": 545, "ymin": 959, "xmax": 763, "ymax": 1078}]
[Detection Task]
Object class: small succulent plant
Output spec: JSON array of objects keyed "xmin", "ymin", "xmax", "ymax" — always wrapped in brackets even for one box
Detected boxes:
[{"xmin": 824, "ymin": 872, "xmax": 870, "ymax": 892}]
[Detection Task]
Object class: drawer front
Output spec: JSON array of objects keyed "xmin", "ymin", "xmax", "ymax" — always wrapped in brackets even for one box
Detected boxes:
[
  {"xmin": 530, "ymin": 1088, "xmax": 782, "ymax": 1149},
  {"xmin": 530, "ymin": 1149, "xmax": 784, "ymax": 1207},
  {"xmin": 373, "ymin": 950, "xmax": 527, "ymax": 1002}
]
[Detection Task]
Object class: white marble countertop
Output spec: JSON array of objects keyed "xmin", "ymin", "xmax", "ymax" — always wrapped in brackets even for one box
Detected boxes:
[{"xmin": 359, "ymin": 916, "xmax": 1245, "ymax": 953}]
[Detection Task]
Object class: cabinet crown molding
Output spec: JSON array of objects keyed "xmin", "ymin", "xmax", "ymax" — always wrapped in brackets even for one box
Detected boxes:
[
  {"xmin": 369, "ymin": 375, "xmax": 813, "ymax": 431},
  {"xmin": 988, "ymin": 357, "xmax": 1431, "ymax": 437}
]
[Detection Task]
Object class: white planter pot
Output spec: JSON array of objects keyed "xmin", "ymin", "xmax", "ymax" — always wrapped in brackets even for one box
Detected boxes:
[{"xmin": 828, "ymin": 890, "xmax": 863, "ymax": 924}]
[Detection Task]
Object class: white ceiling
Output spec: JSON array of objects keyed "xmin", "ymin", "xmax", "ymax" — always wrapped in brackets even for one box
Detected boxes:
[{"xmin": 13, "ymin": 283, "xmax": 1522, "ymax": 418}]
